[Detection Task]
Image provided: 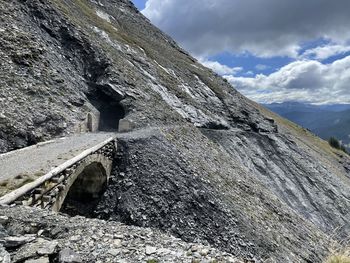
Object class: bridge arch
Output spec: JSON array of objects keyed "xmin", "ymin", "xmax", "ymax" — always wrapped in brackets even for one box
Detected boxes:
[{"xmin": 52, "ymin": 154, "xmax": 113, "ymax": 213}]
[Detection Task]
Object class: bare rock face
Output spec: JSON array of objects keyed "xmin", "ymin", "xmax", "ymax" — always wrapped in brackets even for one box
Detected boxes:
[
  {"xmin": 1, "ymin": 0, "xmax": 350, "ymax": 262},
  {"xmin": 0, "ymin": 244, "xmax": 10, "ymax": 263}
]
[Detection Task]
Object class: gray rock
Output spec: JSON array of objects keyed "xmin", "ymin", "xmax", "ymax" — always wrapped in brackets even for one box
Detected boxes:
[
  {"xmin": 59, "ymin": 248, "xmax": 82, "ymax": 263},
  {"xmin": 0, "ymin": 225, "xmax": 8, "ymax": 239},
  {"xmin": 145, "ymin": 246, "xmax": 157, "ymax": 255},
  {"xmin": 3, "ymin": 235, "xmax": 35, "ymax": 248},
  {"xmin": 37, "ymin": 240, "xmax": 58, "ymax": 255},
  {"xmin": 69, "ymin": 235, "xmax": 81, "ymax": 242},
  {"xmin": 25, "ymin": 257, "xmax": 50, "ymax": 263},
  {"xmin": 0, "ymin": 216, "xmax": 8, "ymax": 224},
  {"xmin": 0, "ymin": 244, "xmax": 10, "ymax": 263},
  {"xmin": 11, "ymin": 238, "xmax": 57, "ymax": 262},
  {"xmin": 118, "ymin": 119, "xmax": 134, "ymax": 133},
  {"xmin": 113, "ymin": 239, "xmax": 122, "ymax": 247},
  {"xmin": 107, "ymin": 248, "xmax": 120, "ymax": 256},
  {"xmin": 200, "ymin": 248, "xmax": 210, "ymax": 256}
]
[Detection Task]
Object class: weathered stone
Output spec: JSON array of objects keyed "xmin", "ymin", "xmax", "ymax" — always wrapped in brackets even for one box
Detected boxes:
[
  {"xmin": 11, "ymin": 238, "xmax": 57, "ymax": 262},
  {"xmin": 0, "ymin": 225, "xmax": 8, "ymax": 239},
  {"xmin": 200, "ymin": 248, "xmax": 210, "ymax": 256},
  {"xmin": 37, "ymin": 240, "xmax": 58, "ymax": 255},
  {"xmin": 145, "ymin": 246, "xmax": 157, "ymax": 255},
  {"xmin": 25, "ymin": 257, "xmax": 50, "ymax": 263},
  {"xmin": 0, "ymin": 244, "xmax": 10, "ymax": 263},
  {"xmin": 69, "ymin": 235, "xmax": 81, "ymax": 242},
  {"xmin": 86, "ymin": 110, "xmax": 100, "ymax": 133},
  {"xmin": 107, "ymin": 248, "xmax": 120, "ymax": 256},
  {"xmin": 0, "ymin": 216, "xmax": 9, "ymax": 224},
  {"xmin": 3, "ymin": 235, "xmax": 35, "ymax": 248},
  {"xmin": 113, "ymin": 239, "xmax": 122, "ymax": 247},
  {"xmin": 59, "ymin": 248, "xmax": 82, "ymax": 263},
  {"xmin": 118, "ymin": 119, "xmax": 134, "ymax": 133}
]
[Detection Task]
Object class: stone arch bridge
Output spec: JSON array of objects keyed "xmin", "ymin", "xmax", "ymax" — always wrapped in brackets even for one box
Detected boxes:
[{"xmin": 0, "ymin": 135, "xmax": 116, "ymax": 212}]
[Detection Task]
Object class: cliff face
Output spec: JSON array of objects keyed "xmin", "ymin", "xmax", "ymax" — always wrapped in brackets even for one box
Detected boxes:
[{"xmin": 1, "ymin": 0, "xmax": 350, "ymax": 262}]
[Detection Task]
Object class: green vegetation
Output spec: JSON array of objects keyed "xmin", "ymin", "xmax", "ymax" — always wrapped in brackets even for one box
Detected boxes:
[
  {"xmin": 324, "ymin": 249, "xmax": 350, "ymax": 263},
  {"xmin": 0, "ymin": 172, "xmax": 43, "ymax": 196},
  {"xmin": 50, "ymin": 0, "xmax": 136, "ymax": 48},
  {"xmin": 329, "ymin": 137, "xmax": 348, "ymax": 154},
  {"xmin": 146, "ymin": 260, "xmax": 159, "ymax": 263},
  {"xmin": 329, "ymin": 137, "xmax": 341, "ymax": 149}
]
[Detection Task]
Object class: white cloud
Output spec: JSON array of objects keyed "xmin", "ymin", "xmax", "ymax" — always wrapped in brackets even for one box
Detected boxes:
[
  {"xmin": 255, "ymin": 64, "xmax": 269, "ymax": 71},
  {"xmin": 224, "ymin": 56, "xmax": 350, "ymax": 104},
  {"xmin": 143, "ymin": 0, "xmax": 350, "ymax": 58},
  {"xmin": 199, "ymin": 59, "xmax": 242, "ymax": 75},
  {"xmin": 142, "ymin": 0, "xmax": 350, "ymax": 104},
  {"xmin": 301, "ymin": 45, "xmax": 350, "ymax": 60}
]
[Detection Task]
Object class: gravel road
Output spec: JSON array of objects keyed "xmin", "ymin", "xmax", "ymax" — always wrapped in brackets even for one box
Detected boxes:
[{"xmin": 0, "ymin": 132, "xmax": 115, "ymax": 182}]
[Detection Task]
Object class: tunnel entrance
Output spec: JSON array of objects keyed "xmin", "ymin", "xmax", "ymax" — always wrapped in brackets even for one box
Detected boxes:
[
  {"xmin": 87, "ymin": 87, "xmax": 125, "ymax": 131},
  {"xmin": 60, "ymin": 162, "xmax": 108, "ymax": 217}
]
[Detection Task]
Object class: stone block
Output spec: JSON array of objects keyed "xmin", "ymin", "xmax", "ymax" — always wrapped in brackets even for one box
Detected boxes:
[{"xmin": 118, "ymin": 119, "xmax": 134, "ymax": 133}]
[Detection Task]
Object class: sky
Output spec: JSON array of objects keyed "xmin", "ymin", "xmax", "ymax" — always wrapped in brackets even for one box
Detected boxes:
[{"xmin": 131, "ymin": 0, "xmax": 350, "ymax": 104}]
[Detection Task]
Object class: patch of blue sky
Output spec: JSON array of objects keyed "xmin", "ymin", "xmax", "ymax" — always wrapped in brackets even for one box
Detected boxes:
[
  {"xmin": 208, "ymin": 52, "xmax": 293, "ymax": 77},
  {"xmin": 131, "ymin": 0, "xmax": 146, "ymax": 11},
  {"xmin": 255, "ymin": 90, "xmax": 271, "ymax": 94},
  {"xmin": 298, "ymin": 38, "xmax": 330, "ymax": 55},
  {"xmin": 322, "ymin": 51, "xmax": 350, "ymax": 64},
  {"xmin": 298, "ymin": 38, "xmax": 350, "ymax": 63}
]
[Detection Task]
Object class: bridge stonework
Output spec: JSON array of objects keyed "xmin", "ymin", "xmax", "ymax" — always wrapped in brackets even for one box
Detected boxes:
[
  {"xmin": 52, "ymin": 153, "xmax": 113, "ymax": 212},
  {"xmin": 0, "ymin": 138, "xmax": 116, "ymax": 212}
]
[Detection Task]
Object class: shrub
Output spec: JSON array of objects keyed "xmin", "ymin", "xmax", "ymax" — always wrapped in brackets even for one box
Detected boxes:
[
  {"xmin": 340, "ymin": 145, "xmax": 348, "ymax": 154},
  {"xmin": 328, "ymin": 137, "xmax": 349, "ymax": 154},
  {"xmin": 329, "ymin": 137, "xmax": 341, "ymax": 149}
]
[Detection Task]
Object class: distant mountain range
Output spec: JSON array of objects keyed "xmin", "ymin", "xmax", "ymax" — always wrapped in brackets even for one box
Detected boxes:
[{"xmin": 263, "ymin": 102, "xmax": 350, "ymax": 150}]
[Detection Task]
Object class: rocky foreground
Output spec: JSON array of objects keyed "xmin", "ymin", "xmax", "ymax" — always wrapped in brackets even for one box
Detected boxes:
[{"xmin": 0, "ymin": 206, "xmax": 240, "ymax": 263}]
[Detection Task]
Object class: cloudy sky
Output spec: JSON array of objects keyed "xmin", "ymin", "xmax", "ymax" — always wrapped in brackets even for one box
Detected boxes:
[{"xmin": 132, "ymin": 0, "xmax": 350, "ymax": 104}]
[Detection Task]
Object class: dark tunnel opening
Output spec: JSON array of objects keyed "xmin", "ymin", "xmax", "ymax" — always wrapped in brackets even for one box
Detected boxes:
[
  {"xmin": 60, "ymin": 162, "xmax": 108, "ymax": 217},
  {"xmin": 87, "ymin": 86, "xmax": 125, "ymax": 132}
]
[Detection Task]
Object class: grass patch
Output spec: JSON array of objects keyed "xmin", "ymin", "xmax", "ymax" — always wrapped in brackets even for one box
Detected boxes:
[
  {"xmin": 325, "ymin": 249, "xmax": 350, "ymax": 263},
  {"xmin": 49, "ymin": 0, "xmax": 136, "ymax": 48},
  {"xmin": 0, "ymin": 172, "xmax": 44, "ymax": 196}
]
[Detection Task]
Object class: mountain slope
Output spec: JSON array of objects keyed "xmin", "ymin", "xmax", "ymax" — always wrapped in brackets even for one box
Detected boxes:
[
  {"xmin": 286, "ymin": 109, "xmax": 350, "ymax": 148},
  {"xmin": 1, "ymin": 0, "xmax": 350, "ymax": 262},
  {"xmin": 264, "ymin": 102, "xmax": 350, "ymax": 150}
]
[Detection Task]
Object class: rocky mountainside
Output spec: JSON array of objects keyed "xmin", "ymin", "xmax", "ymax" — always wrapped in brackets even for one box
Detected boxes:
[
  {"xmin": 1, "ymin": 0, "xmax": 350, "ymax": 262},
  {"xmin": 264, "ymin": 102, "xmax": 350, "ymax": 151}
]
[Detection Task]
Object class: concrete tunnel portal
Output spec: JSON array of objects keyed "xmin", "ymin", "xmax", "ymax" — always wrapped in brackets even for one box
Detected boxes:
[{"xmin": 87, "ymin": 86, "xmax": 126, "ymax": 132}]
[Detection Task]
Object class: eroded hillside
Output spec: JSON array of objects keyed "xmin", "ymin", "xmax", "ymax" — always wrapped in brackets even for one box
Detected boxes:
[{"xmin": 1, "ymin": 0, "xmax": 350, "ymax": 262}]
